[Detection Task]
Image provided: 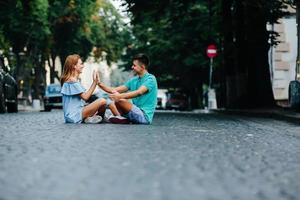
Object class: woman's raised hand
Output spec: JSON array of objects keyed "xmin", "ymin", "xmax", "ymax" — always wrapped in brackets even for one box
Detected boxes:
[
  {"xmin": 92, "ymin": 70, "xmax": 98, "ymax": 83},
  {"xmin": 96, "ymin": 71, "xmax": 101, "ymax": 84}
]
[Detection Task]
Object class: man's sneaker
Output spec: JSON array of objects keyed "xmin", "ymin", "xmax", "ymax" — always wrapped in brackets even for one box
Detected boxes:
[
  {"xmin": 84, "ymin": 115, "xmax": 102, "ymax": 124},
  {"xmin": 109, "ymin": 116, "xmax": 130, "ymax": 124}
]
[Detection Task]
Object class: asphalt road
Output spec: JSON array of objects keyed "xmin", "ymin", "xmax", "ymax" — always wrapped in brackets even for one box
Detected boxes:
[{"xmin": 0, "ymin": 110, "xmax": 300, "ymax": 200}]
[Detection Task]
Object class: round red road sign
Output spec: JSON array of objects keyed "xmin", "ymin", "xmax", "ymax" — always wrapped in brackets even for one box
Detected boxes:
[{"xmin": 207, "ymin": 44, "xmax": 217, "ymax": 58}]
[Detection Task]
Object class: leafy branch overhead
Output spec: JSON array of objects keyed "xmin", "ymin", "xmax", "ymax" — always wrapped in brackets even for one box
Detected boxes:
[
  {"xmin": 0, "ymin": 0, "xmax": 130, "ymax": 98},
  {"xmin": 123, "ymin": 0, "xmax": 292, "ymax": 108}
]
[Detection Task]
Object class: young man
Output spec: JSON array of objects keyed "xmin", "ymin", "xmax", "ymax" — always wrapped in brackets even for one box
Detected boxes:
[{"xmin": 97, "ymin": 53, "xmax": 158, "ymax": 124}]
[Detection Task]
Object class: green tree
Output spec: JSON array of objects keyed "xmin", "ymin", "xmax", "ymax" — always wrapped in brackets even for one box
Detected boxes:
[
  {"xmin": 124, "ymin": 0, "xmax": 218, "ymax": 108},
  {"xmin": 0, "ymin": 0, "xmax": 50, "ymax": 98},
  {"xmin": 47, "ymin": 0, "xmax": 130, "ymax": 82},
  {"xmin": 0, "ymin": 0, "xmax": 28, "ymax": 78},
  {"xmin": 124, "ymin": 0, "xmax": 291, "ymax": 109},
  {"xmin": 1, "ymin": 0, "xmax": 130, "ymax": 99},
  {"xmin": 27, "ymin": 0, "xmax": 50, "ymax": 99},
  {"xmin": 91, "ymin": 0, "xmax": 131, "ymax": 64},
  {"xmin": 220, "ymin": 0, "xmax": 288, "ymax": 108}
]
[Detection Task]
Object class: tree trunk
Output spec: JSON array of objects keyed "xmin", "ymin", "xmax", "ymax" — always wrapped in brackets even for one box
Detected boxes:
[
  {"xmin": 188, "ymin": 85, "xmax": 203, "ymax": 109},
  {"xmin": 31, "ymin": 48, "xmax": 46, "ymax": 100},
  {"xmin": 222, "ymin": 0, "xmax": 240, "ymax": 108},
  {"xmin": 60, "ymin": 55, "xmax": 67, "ymax": 74},
  {"xmin": 244, "ymin": 2, "xmax": 275, "ymax": 107},
  {"xmin": 222, "ymin": 0, "xmax": 275, "ymax": 108},
  {"xmin": 49, "ymin": 54, "xmax": 56, "ymax": 83}
]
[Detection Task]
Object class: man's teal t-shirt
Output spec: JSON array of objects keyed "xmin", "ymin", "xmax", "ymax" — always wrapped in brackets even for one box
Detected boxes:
[{"xmin": 124, "ymin": 72, "xmax": 158, "ymax": 123}]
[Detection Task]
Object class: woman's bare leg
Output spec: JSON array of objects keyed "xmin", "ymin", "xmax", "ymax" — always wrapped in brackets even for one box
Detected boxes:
[
  {"xmin": 97, "ymin": 102, "xmax": 107, "ymax": 117},
  {"xmin": 82, "ymin": 98, "xmax": 106, "ymax": 119}
]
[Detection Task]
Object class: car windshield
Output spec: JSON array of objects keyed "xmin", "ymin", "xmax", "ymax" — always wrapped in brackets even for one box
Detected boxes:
[{"xmin": 48, "ymin": 85, "xmax": 61, "ymax": 93}]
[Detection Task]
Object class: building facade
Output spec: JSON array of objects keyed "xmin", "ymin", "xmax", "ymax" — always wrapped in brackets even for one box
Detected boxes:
[{"xmin": 269, "ymin": 6, "xmax": 297, "ymax": 106}]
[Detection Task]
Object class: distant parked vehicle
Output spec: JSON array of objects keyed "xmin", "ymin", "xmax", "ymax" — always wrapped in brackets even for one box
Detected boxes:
[
  {"xmin": 43, "ymin": 84, "xmax": 62, "ymax": 111},
  {"xmin": 166, "ymin": 92, "xmax": 188, "ymax": 111},
  {"xmin": 156, "ymin": 89, "xmax": 168, "ymax": 109},
  {"xmin": 0, "ymin": 56, "xmax": 18, "ymax": 113}
]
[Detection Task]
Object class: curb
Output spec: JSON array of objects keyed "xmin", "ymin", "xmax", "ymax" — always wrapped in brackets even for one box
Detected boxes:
[{"xmin": 213, "ymin": 109, "xmax": 300, "ymax": 125}]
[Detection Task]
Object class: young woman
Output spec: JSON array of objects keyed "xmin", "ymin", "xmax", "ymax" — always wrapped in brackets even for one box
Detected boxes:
[{"xmin": 60, "ymin": 54, "xmax": 106, "ymax": 123}]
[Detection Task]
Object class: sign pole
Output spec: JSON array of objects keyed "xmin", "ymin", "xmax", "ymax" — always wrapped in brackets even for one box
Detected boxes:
[
  {"xmin": 206, "ymin": 44, "xmax": 217, "ymax": 88},
  {"xmin": 206, "ymin": 44, "xmax": 217, "ymax": 110},
  {"xmin": 209, "ymin": 57, "xmax": 213, "ymax": 89}
]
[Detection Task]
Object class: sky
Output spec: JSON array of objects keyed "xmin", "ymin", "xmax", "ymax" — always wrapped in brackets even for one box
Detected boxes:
[
  {"xmin": 110, "ymin": 0, "xmax": 124, "ymax": 11},
  {"xmin": 110, "ymin": 0, "xmax": 131, "ymax": 24},
  {"xmin": 110, "ymin": 0, "xmax": 128, "ymax": 19}
]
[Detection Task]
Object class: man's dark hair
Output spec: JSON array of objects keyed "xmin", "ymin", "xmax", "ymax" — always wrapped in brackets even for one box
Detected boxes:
[{"xmin": 132, "ymin": 53, "xmax": 150, "ymax": 68}]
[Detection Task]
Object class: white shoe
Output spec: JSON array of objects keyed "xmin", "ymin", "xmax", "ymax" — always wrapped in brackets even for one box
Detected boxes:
[
  {"xmin": 103, "ymin": 110, "xmax": 113, "ymax": 123},
  {"xmin": 84, "ymin": 115, "xmax": 102, "ymax": 124}
]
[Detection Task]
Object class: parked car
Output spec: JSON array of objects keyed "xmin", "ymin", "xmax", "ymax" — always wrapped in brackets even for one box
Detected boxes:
[
  {"xmin": 166, "ymin": 92, "xmax": 189, "ymax": 111},
  {"xmin": 156, "ymin": 89, "xmax": 168, "ymax": 109},
  {"xmin": 0, "ymin": 56, "xmax": 18, "ymax": 113},
  {"xmin": 43, "ymin": 84, "xmax": 62, "ymax": 111}
]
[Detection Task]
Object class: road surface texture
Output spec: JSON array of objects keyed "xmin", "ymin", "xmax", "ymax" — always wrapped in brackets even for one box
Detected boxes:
[{"xmin": 0, "ymin": 110, "xmax": 299, "ymax": 200}]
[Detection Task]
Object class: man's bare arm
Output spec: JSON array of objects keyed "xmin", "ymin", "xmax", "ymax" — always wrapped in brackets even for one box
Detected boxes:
[
  {"xmin": 98, "ymin": 83, "xmax": 128, "ymax": 94},
  {"xmin": 109, "ymin": 86, "xmax": 148, "ymax": 101},
  {"xmin": 114, "ymin": 85, "xmax": 129, "ymax": 93},
  {"xmin": 96, "ymin": 72, "xmax": 128, "ymax": 93}
]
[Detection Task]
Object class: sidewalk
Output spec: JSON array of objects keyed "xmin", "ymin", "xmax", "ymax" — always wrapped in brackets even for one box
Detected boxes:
[
  {"xmin": 17, "ymin": 98, "xmax": 47, "ymax": 112},
  {"xmin": 159, "ymin": 108, "xmax": 300, "ymax": 123},
  {"xmin": 18, "ymin": 104, "xmax": 42, "ymax": 112},
  {"xmin": 210, "ymin": 107, "xmax": 300, "ymax": 124}
]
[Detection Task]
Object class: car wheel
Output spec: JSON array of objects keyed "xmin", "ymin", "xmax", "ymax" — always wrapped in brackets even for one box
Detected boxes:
[
  {"xmin": 7, "ymin": 102, "xmax": 18, "ymax": 113},
  {"xmin": 7, "ymin": 88, "xmax": 18, "ymax": 113},
  {"xmin": 0, "ymin": 84, "xmax": 6, "ymax": 113},
  {"xmin": 44, "ymin": 105, "xmax": 52, "ymax": 112}
]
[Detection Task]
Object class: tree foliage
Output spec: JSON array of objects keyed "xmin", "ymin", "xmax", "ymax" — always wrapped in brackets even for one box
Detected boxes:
[
  {"xmin": 220, "ymin": 0, "xmax": 289, "ymax": 108},
  {"xmin": 123, "ymin": 0, "xmax": 293, "ymax": 108},
  {"xmin": 123, "ymin": 0, "xmax": 220, "ymax": 108},
  {"xmin": 47, "ymin": 0, "xmax": 129, "ymax": 66},
  {"xmin": 0, "ymin": 0, "xmax": 129, "ymax": 98}
]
